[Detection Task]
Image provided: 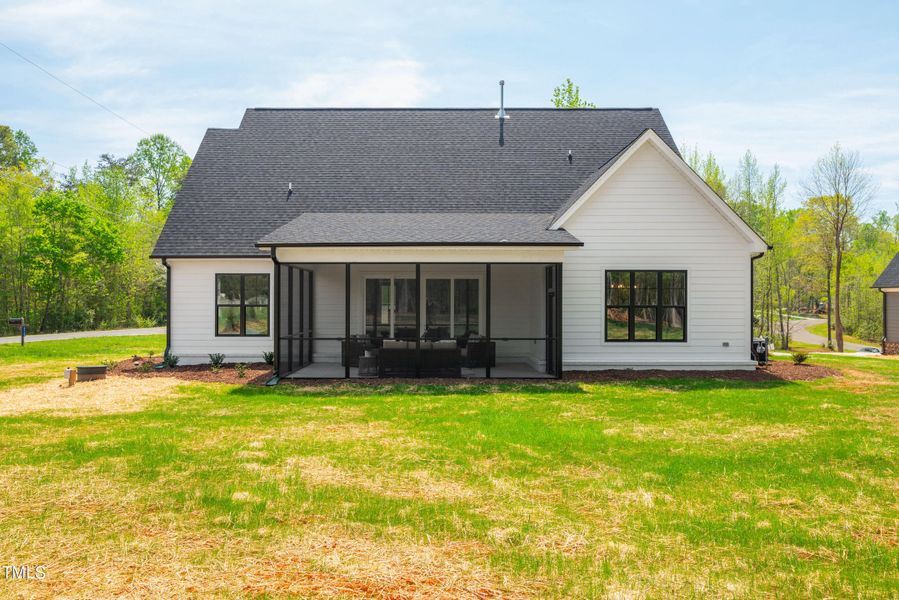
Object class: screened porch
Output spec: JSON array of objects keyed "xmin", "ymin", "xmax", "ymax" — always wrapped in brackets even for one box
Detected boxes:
[{"xmin": 273, "ymin": 262, "xmax": 562, "ymax": 379}]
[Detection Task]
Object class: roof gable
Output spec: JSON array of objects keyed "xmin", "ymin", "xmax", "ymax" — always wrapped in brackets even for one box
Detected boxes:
[
  {"xmin": 152, "ymin": 108, "xmax": 678, "ymax": 257},
  {"xmin": 549, "ymin": 129, "xmax": 769, "ymax": 252},
  {"xmin": 875, "ymin": 253, "xmax": 899, "ymax": 288}
]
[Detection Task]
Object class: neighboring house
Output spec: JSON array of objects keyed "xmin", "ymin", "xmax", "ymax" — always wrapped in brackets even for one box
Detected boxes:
[
  {"xmin": 874, "ymin": 253, "xmax": 899, "ymax": 354},
  {"xmin": 151, "ymin": 107, "xmax": 769, "ymax": 379}
]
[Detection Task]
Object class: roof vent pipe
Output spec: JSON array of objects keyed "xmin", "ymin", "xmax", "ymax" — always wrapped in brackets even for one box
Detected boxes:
[
  {"xmin": 495, "ymin": 80, "xmax": 509, "ymax": 147},
  {"xmin": 495, "ymin": 80, "xmax": 510, "ymax": 121},
  {"xmin": 568, "ymin": 150, "xmax": 573, "ymax": 164}
]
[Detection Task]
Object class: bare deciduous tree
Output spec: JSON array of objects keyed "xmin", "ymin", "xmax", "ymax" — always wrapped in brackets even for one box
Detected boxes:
[{"xmin": 803, "ymin": 144, "xmax": 875, "ymax": 352}]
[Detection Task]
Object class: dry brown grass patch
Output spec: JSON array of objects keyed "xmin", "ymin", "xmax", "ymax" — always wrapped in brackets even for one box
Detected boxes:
[
  {"xmin": 823, "ymin": 368, "xmax": 894, "ymax": 393},
  {"xmin": 625, "ymin": 420, "xmax": 809, "ymax": 445},
  {"xmin": 855, "ymin": 404, "xmax": 899, "ymax": 432},
  {"xmin": 242, "ymin": 528, "xmax": 521, "ymax": 599},
  {"xmin": 281, "ymin": 455, "xmax": 477, "ymax": 501},
  {"xmin": 0, "ymin": 376, "xmax": 182, "ymax": 416}
]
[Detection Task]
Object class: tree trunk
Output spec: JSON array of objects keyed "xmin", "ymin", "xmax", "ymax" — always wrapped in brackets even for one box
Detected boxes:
[
  {"xmin": 776, "ymin": 263, "xmax": 787, "ymax": 349},
  {"xmin": 834, "ymin": 245, "xmax": 844, "ymax": 352},
  {"xmin": 826, "ymin": 265, "xmax": 832, "ymax": 349},
  {"xmin": 39, "ymin": 290, "xmax": 53, "ymax": 332}
]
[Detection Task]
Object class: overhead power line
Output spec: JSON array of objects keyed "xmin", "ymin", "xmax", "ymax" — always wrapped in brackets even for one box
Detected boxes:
[
  {"xmin": 0, "ymin": 40, "xmax": 149, "ymax": 135},
  {"xmin": 0, "ymin": 171, "xmax": 155, "ymax": 224}
]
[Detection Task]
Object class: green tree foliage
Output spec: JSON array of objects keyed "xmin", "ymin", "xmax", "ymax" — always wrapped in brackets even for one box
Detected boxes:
[
  {"xmin": 690, "ymin": 143, "xmax": 893, "ymax": 350},
  {"xmin": 0, "ymin": 128, "xmax": 188, "ymax": 332},
  {"xmin": 0, "ymin": 126, "xmax": 39, "ymax": 169},
  {"xmin": 22, "ymin": 191, "xmax": 124, "ymax": 330},
  {"xmin": 685, "ymin": 145, "xmax": 729, "ymax": 200},
  {"xmin": 130, "ymin": 134, "xmax": 191, "ymax": 211},
  {"xmin": 801, "ymin": 145, "xmax": 874, "ymax": 351},
  {"xmin": 551, "ymin": 78, "xmax": 596, "ymax": 108}
]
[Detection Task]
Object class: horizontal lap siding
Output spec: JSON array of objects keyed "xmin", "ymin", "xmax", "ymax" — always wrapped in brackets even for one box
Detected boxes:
[
  {"xmin": 887, "ymin": 293, "xmax": 899, "ymax": 342},
  {"xmin": 169, "ymin": 259, "xmax": 274, "ymax": 364},
  {"xmin": 561, "ymin": 143, "xmax": 754, "ymax": 367}
]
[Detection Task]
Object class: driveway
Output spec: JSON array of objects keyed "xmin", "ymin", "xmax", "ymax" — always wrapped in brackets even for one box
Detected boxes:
[
  {"xmin": 0, "ymin": 327, "xmax": 165, "ymax": 345},
  {"xmin": 788, "ymin": 317, "xmax": 866, "ymax": 351}
]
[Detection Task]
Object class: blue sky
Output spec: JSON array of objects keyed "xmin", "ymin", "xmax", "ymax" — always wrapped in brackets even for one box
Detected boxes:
[{"xmin": 2, "ymin": 0, "xmax": 898, "ymax": 210}]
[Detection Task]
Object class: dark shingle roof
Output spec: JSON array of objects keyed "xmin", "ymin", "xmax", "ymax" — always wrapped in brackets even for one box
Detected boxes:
[
  {"xmin": 874, "ymin": 253, "xmax": 899, "ymax": 288},
  {"xmin": 258, "ymin": 212, "xmax": 582, "ymax": 246},
  {"xmin": 152, "ymin": 108, "xmax": 678, "ymax": 257}
]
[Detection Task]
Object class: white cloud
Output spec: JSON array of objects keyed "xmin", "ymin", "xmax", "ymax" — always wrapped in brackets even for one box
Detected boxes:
[
  {"xmin": 0, "ymin": 0, "xmax": 144, "ymax": 53},
  {"xmin": 272, "ymin": 58, "xmax": 437, "ymax": 107},
  {"xmin": 668, "ymin": 86, "xmax": 899, "ymax": 210}
]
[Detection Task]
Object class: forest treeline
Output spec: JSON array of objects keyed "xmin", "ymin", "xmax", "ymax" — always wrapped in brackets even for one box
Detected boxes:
[
  {"xmin": 1, "ymin": 122, "xmax": 896, "ymax": 350},
  {"xmin": 686, "ymin": 144, "xmax": 897, "ymax": 350},
  {"xmin": 0, "ymin": 126, "xmax": 188, "ymax": 333}
]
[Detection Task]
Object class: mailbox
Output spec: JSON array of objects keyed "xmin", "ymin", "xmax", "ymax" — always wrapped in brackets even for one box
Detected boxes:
[{"xmin": 8, "ymin": 317, "xmax": 25, "ymax": 346}]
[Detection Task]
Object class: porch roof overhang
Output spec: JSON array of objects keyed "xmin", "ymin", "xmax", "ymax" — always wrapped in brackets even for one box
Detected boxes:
[
  {"xmin": 256, "ymin": 212, "xmax": 583, "ymax": 248},
  {"xmin": 269, "ymin": 244, "xmax": 573, "ymax": 264}
]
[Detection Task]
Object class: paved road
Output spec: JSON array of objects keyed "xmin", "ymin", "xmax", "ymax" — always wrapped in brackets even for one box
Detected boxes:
[
  {"xmin": 788, "ymin": 317, "xmax": 866, "ymax": 351},
  {"xmin": 0, "ymin": 326, "xmax": 165, "ymax": 345}
]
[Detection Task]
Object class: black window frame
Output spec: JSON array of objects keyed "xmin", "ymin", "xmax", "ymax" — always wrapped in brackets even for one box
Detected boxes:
[
  {"xmin": 605, "ymin": 270, "xmax": 687, "ymax": 342},
  {"xmin": 215, "ymin": 273, "xmax": 270, "ymax": 337}
]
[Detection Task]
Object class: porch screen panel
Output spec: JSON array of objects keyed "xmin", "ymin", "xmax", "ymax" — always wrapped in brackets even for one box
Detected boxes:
[
  {"xmin": 290, "ymin": 269, "xmax": 301, "ymax": 370},
  {"xmin": 365, "ymin": 279, "xmax": 390, "ymax": 338},
  {"xmin": 425, "ymin": 279, "xmax": 451, "ymax": 338},
  {"xmin": 301, "ymin": 270, "xmax": 312, "ymax": 362},
  {"xmin": 394, "ymin": 279, "xmax": 417, "ymax": 339},
  {"xmin": 277, "ymin": 265, "xmax": 290, "ymax": 376},
  {"xmin": 453, "ymin": 279, "xmax": 479, "ymax": 337}
]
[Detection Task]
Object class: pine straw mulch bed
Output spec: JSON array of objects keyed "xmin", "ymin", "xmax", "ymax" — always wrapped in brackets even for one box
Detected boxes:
[
  {"xmin": 115, "ymin": 356, "xmax": 837, "ymax": 387},
  {"xmin": 566, "ymin": 361, "xmax": 838, "ymax": 383},
  {"xmin": 113, "ymin": 358, "xmax": 273, "ymax": 385}
]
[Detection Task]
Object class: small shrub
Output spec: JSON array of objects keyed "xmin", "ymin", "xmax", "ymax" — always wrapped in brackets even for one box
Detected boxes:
[
  {"xmin": 209, "ymin": 353, "xmax": 225, "ymax": 372},
  {"xmin": 262, "ymin": 351, "xmax": 274, "ymax": 366},
  {"xmin": 100, "ymin": 358, "xmax": 117, "ymax": 369},
  {"xmin": 134, "ymin": 315, "xmax": 157, "ymax": 328},
  {"xmin": 791, "ymin": 351, "xmax": 809, "ymax": 365},
  {"xmin": 235, "ymin": 363, "xmax": 247, "ymax": 378},
  {"xmin": 163, "ymin": 352, "xmax": 180, "ymax": 368},
  {"xmin": 139, "ymin": 362, "xmax": 153, "ymax": 373}
]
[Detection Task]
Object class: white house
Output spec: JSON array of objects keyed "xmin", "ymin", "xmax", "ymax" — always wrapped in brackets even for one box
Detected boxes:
[
  {"xmin": 874, "ymin": 252, "xmax": 899, "ymax": 354},
  {"xmin": 152, "ymin": 107, "xmax": 768, "ymax": 379}
]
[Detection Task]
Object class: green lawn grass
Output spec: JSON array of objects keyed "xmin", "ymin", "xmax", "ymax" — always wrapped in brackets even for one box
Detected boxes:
[
  {"xmin": 806, "ymin": 322, "xmax": 878, "ymax": 346},
  {"xmin": 0, "ymin": 334, "xmax": 165, "ymax": 390},
  {"xmin": 0, "ymin": 337, "xmax": 896, "ymax": 597}
]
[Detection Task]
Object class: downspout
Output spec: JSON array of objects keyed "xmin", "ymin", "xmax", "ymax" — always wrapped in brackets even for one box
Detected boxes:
[
  {"xmin": 882, "ymin": 289, "xmax": 887, "ymax": 354},
  {"xmin": 750, "ymin": 250, "xmax": 768, "ymax": 358},
  {"xmin": 158, "ymin": 258, "xmax": 172, "ymax": 368}
]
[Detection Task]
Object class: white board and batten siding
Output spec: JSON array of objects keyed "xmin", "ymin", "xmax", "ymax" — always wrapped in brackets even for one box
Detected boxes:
[
  {"xmin": 559, "ymin": 141, "xmax": 760, "ymax": 370},
  {"xmin": 168, "ymin": 258, "xmax": 273, "ymax": 365}
]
